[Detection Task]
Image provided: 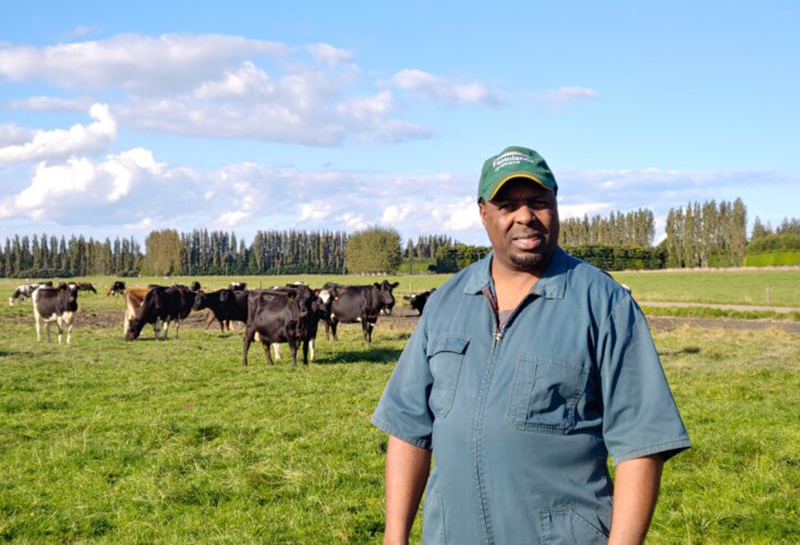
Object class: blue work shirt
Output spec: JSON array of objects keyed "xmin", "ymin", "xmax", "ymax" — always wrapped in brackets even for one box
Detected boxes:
[{"xmin": 372, "ymin": 247, "xmax": 691, "ymax": 544}]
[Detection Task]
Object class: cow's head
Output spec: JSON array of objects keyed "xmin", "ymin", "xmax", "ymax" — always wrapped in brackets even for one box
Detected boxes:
[
  {"xmin": 192, "ymin": 291, "xmax": 208, "ymax": 311},
  {"xmin": 374, "ymin": 281, "xmax": 399, "ymax": 313}
]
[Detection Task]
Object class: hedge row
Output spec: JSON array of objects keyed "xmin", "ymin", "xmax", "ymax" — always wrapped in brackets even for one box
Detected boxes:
[
  {"xmin": 562, "ymin": 244, "xmax": 667, "ymax": 271},
  {"xmin": 742, "ymin": 252, "xmax": 800, "ymax": 267},
  {"xmin": 746, "ymin": 233, "xmax": 800, "ymax": 253}
]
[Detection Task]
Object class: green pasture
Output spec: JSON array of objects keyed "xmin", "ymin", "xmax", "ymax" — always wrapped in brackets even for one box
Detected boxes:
[
  {"xmin": 612, "ymin": 268, "xmax": 800, "ymax": 307},
  {"xmin": 1, "ymin": 279, "xmax": 800, "ymax": 543}
]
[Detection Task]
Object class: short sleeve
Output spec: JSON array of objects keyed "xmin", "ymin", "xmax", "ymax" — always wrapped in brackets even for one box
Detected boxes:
[
  {"xmin": 371, "ymin": 311, "xmax": 434, "ymax": 449},
  {"xmin": 597, "ymin": 296, "xmax": 691, "ymax": 466}
]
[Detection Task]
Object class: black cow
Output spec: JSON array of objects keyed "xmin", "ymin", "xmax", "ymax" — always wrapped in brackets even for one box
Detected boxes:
[
  {"xmin": 322, "ymin": 282, "xmax": 395, "ymax": 345},
  {"xmin": 405, "ymin": 288, "xmax": 436, "ymax": 315},
  {"xmin": 32, "ymin": 284, "xmax": 79, "ymax": 344},
  {"xmin": 126, "ymin": 285, "xmax": 197, "ymax": 341},
  {"xmin": 229, "ymin": 282, "xmax": 247, "ymax": 291},
  {"xmin": 193, "ymin": 289, "xmax": 249, "ymax": 332},
  {"xmin": 106, "ymin": 280, "xmax": 126, "ymax": 296},
  {"xmin": 378, "ymin": 280, "xmax": 399, "ymax": 314},
  {"xmin": 242, "ymin": 286, "xmax": 317, "ymax": 366},
  {"xmin": 190, "ymin": 281, "xmax": 201, "ymax": 291}
]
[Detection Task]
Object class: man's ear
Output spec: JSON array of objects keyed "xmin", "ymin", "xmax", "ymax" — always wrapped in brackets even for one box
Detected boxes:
[{"xmin": 479, "ymin": 200, "xmax": 487, "ymax": 229}]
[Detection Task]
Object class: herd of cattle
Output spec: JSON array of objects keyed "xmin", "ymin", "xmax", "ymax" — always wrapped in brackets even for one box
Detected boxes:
[{"xmin": 8, "ymin": 279, "xmax": 437, "ymax": 366}]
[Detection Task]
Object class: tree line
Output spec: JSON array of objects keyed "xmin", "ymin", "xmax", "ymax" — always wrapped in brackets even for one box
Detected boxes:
[
  {"xmin": 0, "ymin": 234, "xmax": 141, "ymax": 278},
  {"xmin": 560, "ymin": 209, "xmax": 656, "ymax": 247},
  {"xmin": 3, "ymin": 198, "xmax": 796, "ymax": 278}
]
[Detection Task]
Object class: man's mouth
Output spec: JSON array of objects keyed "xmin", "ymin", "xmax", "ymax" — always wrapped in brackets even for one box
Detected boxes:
[{"xmin": 511, "ymin": 235, "xmax": 543, "ymax": 250}]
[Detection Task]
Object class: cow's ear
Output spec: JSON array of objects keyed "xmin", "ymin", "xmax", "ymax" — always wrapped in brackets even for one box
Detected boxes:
[
  {"xmin": 313, "ymin": 289, "xmax": 320, "ymax": 296},
  {"xmin": 391, "ymin": 282, "xmax": 399, "ymax": 288},
  {"xmin": 373, "ymin": 282, "xmax": 380, "ymax": 288}
]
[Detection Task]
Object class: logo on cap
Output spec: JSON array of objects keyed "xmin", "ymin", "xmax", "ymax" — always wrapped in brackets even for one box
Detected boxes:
[{"xmin": 492, "ymin": 151, "xmax": 536, "ymax": 172}]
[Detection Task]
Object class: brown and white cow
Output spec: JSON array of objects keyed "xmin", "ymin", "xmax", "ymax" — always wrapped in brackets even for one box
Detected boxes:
[
  {"xmin": 123, "ymin": 287, "xmax": 160, "ymax": 337},
  {"xmin": 32, "ymin": 284, "xmax": 79, "ymax": 344}
]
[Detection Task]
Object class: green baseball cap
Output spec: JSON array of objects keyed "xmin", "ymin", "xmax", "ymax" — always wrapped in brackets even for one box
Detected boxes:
[{"xmin": 478, "ymin": 146, "xmax": 557, "ymax": 202}]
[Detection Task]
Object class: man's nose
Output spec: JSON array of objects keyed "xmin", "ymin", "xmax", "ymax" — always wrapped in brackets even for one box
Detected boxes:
[{"xmin": 513, "ymin": 205, "xmax": 539, "ymax": 225}]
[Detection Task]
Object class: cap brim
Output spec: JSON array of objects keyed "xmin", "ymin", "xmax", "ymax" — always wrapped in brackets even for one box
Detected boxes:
[{"xmin": 487, "ymin": 173, "xmax": 552, "ymax": 201}]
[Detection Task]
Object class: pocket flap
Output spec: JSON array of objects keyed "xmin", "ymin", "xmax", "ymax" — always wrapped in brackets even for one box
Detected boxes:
[{"xmin": 430, "ymin": 335, "xmax": 470, "ymax": 356}]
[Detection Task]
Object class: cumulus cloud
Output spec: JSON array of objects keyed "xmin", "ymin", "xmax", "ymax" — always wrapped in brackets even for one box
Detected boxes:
[
  {"xmin": 0, "ymin": 123, "xmax": 33, "ymax": 146},
  {"xmin": 382, "ymin": 204, "xmax": 414, "ymax": 224},
  {"xmin": 392, "ymin": 69, "xmax": 504, "ymax": 106},
  {"xmin": 0, "ymin": 103, "xmax": 116, "ymax": 164},
  {"xmin": 0, "ymin": 33, "xmax": 289, "ymax": 93}
]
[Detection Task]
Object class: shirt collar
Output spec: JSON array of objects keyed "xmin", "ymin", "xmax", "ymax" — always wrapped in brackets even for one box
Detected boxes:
[{"xmin": 463, "ymin": 246, "xmax": 568, "ymax": 300}]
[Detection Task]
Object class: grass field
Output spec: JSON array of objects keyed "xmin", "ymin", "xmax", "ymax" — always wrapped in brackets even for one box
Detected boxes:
[
  {"xmin": 612, "ymin": 268, "xmax": 800, "ymax": 307},
  {"xmin": 1, "ymin": 271, "xmax": 799, "ymax": 542}
]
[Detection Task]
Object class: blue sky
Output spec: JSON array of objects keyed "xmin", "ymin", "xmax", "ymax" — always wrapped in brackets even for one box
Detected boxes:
[{"xmin": 1, "ymin": 1, "xmax": 797, "ymax": 245}]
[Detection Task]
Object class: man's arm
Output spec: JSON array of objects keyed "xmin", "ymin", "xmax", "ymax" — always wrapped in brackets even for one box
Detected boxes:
[
  {"xmin": 608, "ymin": 454, "xmax": 664, "ymax": 545},
  {"xmin": 383, "ymin": 435, "xmax": 432, "ymax": 545}
]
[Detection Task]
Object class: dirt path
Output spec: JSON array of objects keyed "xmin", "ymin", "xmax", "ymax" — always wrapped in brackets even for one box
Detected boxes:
[
  {"xmin": 638, "ymin": 301, "xmax": 800, "ymax": 313},
  {"xmin": 645, "ymin": 316, "xmax": 800, "ymax": 333}
]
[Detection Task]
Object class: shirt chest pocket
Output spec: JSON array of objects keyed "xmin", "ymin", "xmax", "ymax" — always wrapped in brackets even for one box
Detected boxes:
[
  {"xmin": 507, "ymin": 357, "xmax": 588, "ymax": 434},
  {"xmin": 427, "ymin": 335, "xmax": 470, "ymax": 418}
]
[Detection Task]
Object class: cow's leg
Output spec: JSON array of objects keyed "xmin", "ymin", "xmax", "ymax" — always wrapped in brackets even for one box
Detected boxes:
[
  {"xmin": 65, "ymin": 314, "xmax": 74, "ymax": 345},
  {"xmin": 35, "ymin": 315, "xmax": 42, "ymax": 342},
  {"xmin": 302, "ymin": 340, "xmax": 309, "ymax": 365},
  {"xmin": 361, "ymin": 317, "xmax": 369, "ymax": 344},
  {"xmin": 262, "ymin": 340, "xmax": 274, "ymax": 366},
  {"xmin": 46, "ymin": 321, "xmax": 52, "ymax": 343},
  {"xmin": 242, "ymin": 326, "xmax": 256, "ymax": 366},
  {"xmin": 56, "ymin": 317, "xmax": 64, "ymax": 345},
  {"xmin": 324, "ymin": 320, "xmax": 330, "ymax": 340},
  {"xmin": 273, "ymin": 343, "xmax": 281, "ymax": 361},
  {"xmin": 330, "ymin": 320, "xmax": 338, "ymax": 341},
  {"xmin": 290, "ymin": 340, "xmax": 299, "ymax": 367},
  {"xmin": 174, "ymin": 320, "xmax": 180, "ymax": 340},
  {"xmin": 309, "ymin": 338, "xmax": 315, "ymax": 362},
  {"xmin": 162, "ymin": 319, "xmax": 170, "ymax": 340},
  {"xmin": 368, "ymin": 320, "xmax": 375, "ymax": 345}
]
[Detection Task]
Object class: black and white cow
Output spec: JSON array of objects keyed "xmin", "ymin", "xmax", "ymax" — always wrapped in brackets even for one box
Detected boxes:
[
  {"xmin": 106, "ymin": 280, "xmax": 127, "ymax": 296},
  {"xmin": 261, "ymin": 286, "xmax": 331, "ymax": 362},
  {"xmin": 378, "ymin": 280, "xmax": 399, "ymax": 315},
  {"xmin": 32, "ymin": 284, "xmax": 79, "ymax": 344},
  {"xmin": 242, "ymin": 286, "xmax": 318, "ymax": 366},
  {"xmin": 405, "ymin": 288, "xmax": 436, "ymax": 315},
  {"xmin": 322, "ymin": 282, "xmax": 395, "ymax": 345},
  {"xmin": 229, "ymin": 282, "xmax": 247, "ymax": 291},
  {"xmin": 9, "ymin": 282, "xmax": 51, "ymax": 306},
  {"xmin": 126, "ymin": 285, "xmax": 197, "ymax": 341}
]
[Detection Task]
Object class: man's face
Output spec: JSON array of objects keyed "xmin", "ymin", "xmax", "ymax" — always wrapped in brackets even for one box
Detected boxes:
[{"xmin": 479, "ymin": 178, "xmax": 559, "ymax": 274}]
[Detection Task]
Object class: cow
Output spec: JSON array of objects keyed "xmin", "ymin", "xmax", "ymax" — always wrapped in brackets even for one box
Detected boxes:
[
  {"xmin": 229, "ymin": 282, "xmax": 247, "ymax": 291},
  {"xmin": 107, "ymin": 280, "xmax": 126, "ymax": 296},
  {"xmin": 242, "ymin": 286, "xmax": 318, "ymax": 366},
  {"xmin": 9, "ymin": 282, "xmax": 51, "ymax": 306},
  {"xmin": 262, "ymin": 286, "xmax": 331, "ymax": 362},
  {"xmin": 322, "ymin": 282, "xmax": 395, "ymax": 345},
  {"xmin": 190, "ymin": 281, "xmax": 201, "ymax": 291},
  {"xmin": 126, "ymin": 285, "xmax": 197, "ymax": 341},
  {"xmin": 378, "ymin": 280, "xmax": 399, "ymax": 315},
  {"xmin": 32, "ymin": 284, "xmax": 79, "ymax": 344},
  {"xmin": 404, "ymin": 288, "xmax": 436, "ymax": 315},
  {"xmin": 193, "ymin": 289, "xmax": 249, "ymax": 332}
]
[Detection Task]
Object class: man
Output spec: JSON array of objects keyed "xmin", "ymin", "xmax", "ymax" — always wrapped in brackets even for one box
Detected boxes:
[{"xmin": 371, "ymin": 146, "xmax": 691, "ymax": 544}]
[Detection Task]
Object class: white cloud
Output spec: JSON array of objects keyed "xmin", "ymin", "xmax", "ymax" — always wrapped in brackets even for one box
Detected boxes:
[
  {"xmin": 558, "ymin": 202, "xmax": 612, "ymax": 219},
  {"xmin": 307, "ymin": 43, "xmax": 353, "ymax": 66},
  {"xmin": 0, "ymin": 33, "xmax": 289, "ymax": 92},
  {"xmin": 300, "ymin": 200, "xmax": 334, "ymax": 221},
  {"xmin": 382, "ymin": 203, "xmax": 414, "ymax": 224},
  {"xmin": 539, "ymin": 86, "xmax": 600, "ymax": 103},
  {"xmin": 0, "ymin": 123, "xmax": 32, "ymax": 146},
  {"xmin": 338, "ymin": 212, "xmax": 368, "ymax": 230},
  {"xmin": 0, "ymin": 103, "xmax": 116, "ymax": 164},
  {"xmin": 8, "ymin": 95, "xmax": 91, "ymax": 112},
  {"xmin": 392, "ymin": 69, "xmax": 504, "ymax": 106}
]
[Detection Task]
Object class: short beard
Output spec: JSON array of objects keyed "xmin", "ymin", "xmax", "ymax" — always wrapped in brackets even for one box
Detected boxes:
[{"xmin": 509, "ymin": 252, "xmax": 545, "ymax": 271}]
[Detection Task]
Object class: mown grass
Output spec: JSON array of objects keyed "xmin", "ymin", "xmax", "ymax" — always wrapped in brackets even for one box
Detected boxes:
[
  {"xmin": 1, "ymin": 275, "xmax": 799, "ymax": 542},
  {"xmin": 612, "ymin": 268, "xmax": 800, "ymax": 307}
]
